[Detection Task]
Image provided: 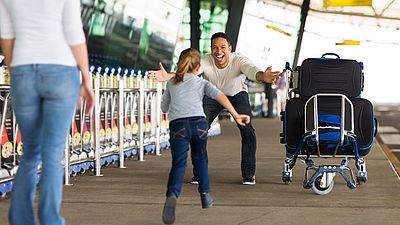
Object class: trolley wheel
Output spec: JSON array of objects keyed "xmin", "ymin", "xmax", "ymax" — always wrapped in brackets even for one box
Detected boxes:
[
  {"xmin": 312, "ymin": 175, "xmax": 334, "ymax": 195},
  {"xmin": 356, "ymin": 176, "xmax": 367, "ymax": 185},
  {"xmin": 79, "ymin": 169, "xmax": 86, "ymax": 175},
  {"xmin": 71, "ymin": 171, "xmax": 78, "ymax": 177},
  {"xmin": 0, "ymin": 192, "xmax": 6, "ymax": 198},
  {"xmin": 282, "ymin": 177, "xmax": 292, "ymax": 184}
]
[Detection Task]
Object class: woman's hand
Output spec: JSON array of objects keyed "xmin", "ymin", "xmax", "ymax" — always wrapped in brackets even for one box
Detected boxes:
[{"xmin": 80, "ymin": 81, "xmax": 94, "ymax": 115}]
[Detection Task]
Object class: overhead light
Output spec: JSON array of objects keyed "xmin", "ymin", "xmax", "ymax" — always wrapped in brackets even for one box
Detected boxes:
[
  {"xmin": 335, "ymin": 40, "xmax": 361, "ymax": 45},
  {"xmin": 265, "ymin": 25, "xmax": 291, "ymax": 36},
  {"xmin": 323, "ymin": 0, "xmax": 372, "ymax": 7}
]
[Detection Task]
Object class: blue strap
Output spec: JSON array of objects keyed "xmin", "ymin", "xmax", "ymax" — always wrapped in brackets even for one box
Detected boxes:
[{"xmin": 319, "ymin": 114, "xmax": 341, "ymax": 125}]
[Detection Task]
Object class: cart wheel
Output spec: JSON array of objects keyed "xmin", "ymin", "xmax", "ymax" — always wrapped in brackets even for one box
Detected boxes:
[
  {"xmin": 312, "ymin": 175, "xmax": 334, "ymax": 195},
  {"xmin": 0, "ymin": 192, "xmax": 6, "ymax": 198},
  {"xmin": 79, "ymin": 169, "xmax": 86, "ymax": 175},
  {"xmin": 71, "ymin": 171, "xmax": 78, "ymax": 177},
  {"xmin": 356, "ymin": 176, "xmax": 367, "ymax": 185}
]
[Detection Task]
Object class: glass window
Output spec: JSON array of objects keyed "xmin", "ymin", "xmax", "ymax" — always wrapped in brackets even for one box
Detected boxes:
[
  {"xmin": 236, "ymin": 0, "xmax": 301, "ymax": 70},
  {"xmin": 83, "ymin": 0, "xmax": 185, "ymax": 71},
  {"xmin": 173, "ymin": 0, "xmax": 229, "ymax": 70}
]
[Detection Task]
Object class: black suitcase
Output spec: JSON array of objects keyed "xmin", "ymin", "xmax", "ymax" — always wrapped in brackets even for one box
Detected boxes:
[
  {"xmin": 296, "ymin": 53, "xmax": 364, "ymax": 98},
  {"xmin": 283, "ymin": 97, "xmax": 375, "ymax": 156}
]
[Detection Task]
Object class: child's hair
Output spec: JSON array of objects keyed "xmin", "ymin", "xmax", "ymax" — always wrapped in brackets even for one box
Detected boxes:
[{"xmin": 175, "ymin": 48, "xmax": 200, "ymax": 84}]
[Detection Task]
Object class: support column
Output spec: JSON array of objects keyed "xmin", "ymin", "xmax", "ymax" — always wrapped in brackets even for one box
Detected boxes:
[
  {"xmin": 292, "ymin": 0, "xmax": 310, "ymax": 67},
  {"xmin": 190, "ymin": 0, "xmax": 201, "ymax": 50},
  {"xmin": 225, "ymin": 0, "xmax": 246, "ymax": 52}
]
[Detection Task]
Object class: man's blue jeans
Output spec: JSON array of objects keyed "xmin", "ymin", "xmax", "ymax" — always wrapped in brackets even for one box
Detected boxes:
[
  {"xmin": 8, "ymin": 64, "xmax": 80, "ymax": 225},
  {"xmin": 203, "ymin": 91, "xmax": 256, "ymax": 179},
  {"xmin": 167, "ymin": 117, "xmax": 210, "ymax": 197}
]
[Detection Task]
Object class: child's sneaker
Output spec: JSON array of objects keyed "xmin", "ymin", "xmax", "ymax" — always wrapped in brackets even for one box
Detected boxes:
[
  {"xmin": 200, "ymin": 193, "xmax": 213, "ymax": 208},
  {"xmin": 190, "ymin": 177, "xmax": 199, "ymax": 184},
  {"xmin": 162, "ymin": 194, "xmax": 177, "ymax": 224},
  {"xmin": 242, "ymin": 176, "xmax": 256, "ymax": 185}
]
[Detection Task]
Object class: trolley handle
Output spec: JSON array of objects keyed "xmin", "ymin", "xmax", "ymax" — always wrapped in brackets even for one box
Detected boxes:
[
  {"xmin": 321, "ymin": 53, "xmax": 340, "ymax": 59},
  {"xmin": 285, "ymin": 62, "xmax": 293, "ymax": 72}
]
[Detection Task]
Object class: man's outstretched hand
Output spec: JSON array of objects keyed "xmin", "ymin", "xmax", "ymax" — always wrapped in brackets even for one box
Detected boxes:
[
  {"xmin": 263, "ymin": 66, "xmax": 285, "ymax": 84},
  {"xmin": 148, "ymin": 62, "xmax": 169, "ymax": 82}
]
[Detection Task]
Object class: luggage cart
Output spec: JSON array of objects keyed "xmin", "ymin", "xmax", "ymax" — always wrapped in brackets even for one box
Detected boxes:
[
  {"xmin": 0, "ymin": 86, "xmax": 17, "ymax": 197},
  {"xmin": 280, "ymin": 53, "xmax": 377, "ymax": 195}
]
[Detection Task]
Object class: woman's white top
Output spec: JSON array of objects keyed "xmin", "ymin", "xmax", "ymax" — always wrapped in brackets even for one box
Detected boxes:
[{"xmin": 0, "ymin": 0, "xmax": 86, "ymax": 66}]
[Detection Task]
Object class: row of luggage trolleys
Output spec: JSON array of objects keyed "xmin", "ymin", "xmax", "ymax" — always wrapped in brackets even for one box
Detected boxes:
[
  {"xmin": 280, "ymin": 53, "xmax": 377, "ymax": 195},
  {"xmin": 0, "ymin": 66, "xmax": 171, "ymax": 197}
]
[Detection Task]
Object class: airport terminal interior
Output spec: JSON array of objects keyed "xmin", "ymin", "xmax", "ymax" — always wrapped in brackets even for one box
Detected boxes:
[{"xmin": 1, "ymin": 0, "xmax": 400, "ymax": 224}]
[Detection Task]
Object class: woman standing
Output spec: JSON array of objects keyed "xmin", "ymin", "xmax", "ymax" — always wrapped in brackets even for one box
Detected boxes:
[{"xmin": 0, "ymin": 0, "xmax": 94, "ymax": 224}]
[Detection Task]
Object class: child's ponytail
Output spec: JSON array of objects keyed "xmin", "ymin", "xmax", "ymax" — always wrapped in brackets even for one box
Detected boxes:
[{"xmin": 175, "ymin": 48, "xmax": 200, "ymax": 84}]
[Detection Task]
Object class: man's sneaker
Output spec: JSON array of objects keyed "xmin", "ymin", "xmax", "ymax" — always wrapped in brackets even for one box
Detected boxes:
[
  {"xmin": 190, "ymin": 177, "xmax": 199, "ymax": 184},
  {"xmin": 242, "ymin": 176, "xmax": 256, "ymax": 185},
  {"xmin": 200, "ymin": 193, "xmax": 213, "ymax": 208},
  {"xmin": 162, "ymin": 194, "xmax": 177, "ymax": 224}
]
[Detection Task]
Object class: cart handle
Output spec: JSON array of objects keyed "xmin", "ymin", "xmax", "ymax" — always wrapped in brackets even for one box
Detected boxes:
[{"xmin": 321, "ymin": 53, "xmax": 340, "ymax": 59}]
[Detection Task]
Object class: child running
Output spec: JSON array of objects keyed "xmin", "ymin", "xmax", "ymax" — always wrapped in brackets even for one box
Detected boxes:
[{"xmin": 161, "ymin": 48, "xmax": 250, "ymax": 224}]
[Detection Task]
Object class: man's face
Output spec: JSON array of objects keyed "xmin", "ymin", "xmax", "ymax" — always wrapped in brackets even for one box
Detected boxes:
[{"xmin": 211, "ymin": 37, "xmax": 231, "ymax": 68}]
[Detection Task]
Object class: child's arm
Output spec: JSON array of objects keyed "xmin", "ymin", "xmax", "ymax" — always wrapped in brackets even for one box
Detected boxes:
[
  {"xmin": 161, "ymin": 82, "xmax": 171, "ymax": 113},
  {"xmin": 214, "ymin": 94, "xmax": 250, "ymax": 126}
]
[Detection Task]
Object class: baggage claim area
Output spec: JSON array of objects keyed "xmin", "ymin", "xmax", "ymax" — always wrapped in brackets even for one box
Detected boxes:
[{"xmin": 1, "ymin": 0, "xmax": 400, "ymax": 225}]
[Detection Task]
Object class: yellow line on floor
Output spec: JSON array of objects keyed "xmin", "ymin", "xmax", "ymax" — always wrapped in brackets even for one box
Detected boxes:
[{"xmin": 380, "ymin": 142, "xmax": 400, "ymax": 172}]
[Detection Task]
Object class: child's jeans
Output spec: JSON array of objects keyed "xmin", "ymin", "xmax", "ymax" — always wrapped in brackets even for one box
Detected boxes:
[{"xmin": 166, "ymin": 116, "xmax": 210, "ymax": 197}]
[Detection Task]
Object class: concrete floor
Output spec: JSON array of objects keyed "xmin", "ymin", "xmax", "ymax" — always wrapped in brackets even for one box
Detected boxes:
[
  {"xmin": 375, "ymin": 104, "xmax": 400, "ymax": 174},
  {"xmin": 1, "ymin": 118, "xmax": 400, "ymax": 225}
]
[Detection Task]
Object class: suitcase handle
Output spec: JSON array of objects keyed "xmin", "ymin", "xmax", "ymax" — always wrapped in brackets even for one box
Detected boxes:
[{"xmin": 321, "ymin": 53, "xmax": 340, "ymax": 59}]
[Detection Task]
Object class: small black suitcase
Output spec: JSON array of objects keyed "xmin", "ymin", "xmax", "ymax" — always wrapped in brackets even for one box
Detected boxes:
[{"xmin": 298, "ymin": 53, "xmax": 364, "ymax": 98}]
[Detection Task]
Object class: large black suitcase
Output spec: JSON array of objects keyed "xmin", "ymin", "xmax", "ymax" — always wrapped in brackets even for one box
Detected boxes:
[{"xmin": 283, "ymin": 97, "xmax": 375, "ymax": 156}]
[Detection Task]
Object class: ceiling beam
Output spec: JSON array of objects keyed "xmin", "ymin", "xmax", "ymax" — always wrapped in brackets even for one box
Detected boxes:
[{"xmin": 266, "ymin": 0, "xmax": 400, "ymax": 21}]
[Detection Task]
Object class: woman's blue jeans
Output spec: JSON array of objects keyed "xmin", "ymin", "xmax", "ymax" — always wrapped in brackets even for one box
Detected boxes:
[
  {"xmin": 8, "ymin": 64, "xmax": 80, "ymax": 225},
  {"xmin": 166, "ymin": 117, "xmax": 210, "ymax": 197}
]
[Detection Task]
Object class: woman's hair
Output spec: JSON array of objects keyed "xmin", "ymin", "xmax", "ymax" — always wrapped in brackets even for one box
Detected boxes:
[{"xmin": 175, "ymin": 48, "xmax": 200, "ymax": 84}]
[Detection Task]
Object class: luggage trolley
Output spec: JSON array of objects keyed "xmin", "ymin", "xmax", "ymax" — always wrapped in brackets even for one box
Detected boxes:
[
  {"xmin": 0, "ymin": 86, "xmax": 15, "ymax": 197},
  {"xmin": 142, "ymin": 72, "xmax": 156, "ymax": 153},
  {"xmin": 128, "ymin": 71, "xmax": 140, "ymax": 157},
  {"xmin": 280, "ymin": 53, "xmax": 377, "ymax": 195}
]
